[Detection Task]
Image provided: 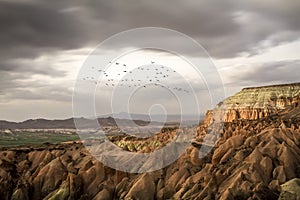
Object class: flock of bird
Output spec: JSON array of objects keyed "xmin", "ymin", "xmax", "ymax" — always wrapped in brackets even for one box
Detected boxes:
[{"xmin": 82, "ymin": 61, "xmax": 190, "ymax": 93}]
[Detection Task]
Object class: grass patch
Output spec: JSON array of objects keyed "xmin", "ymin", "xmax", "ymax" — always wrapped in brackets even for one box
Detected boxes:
[{"xmin": 0, "ymin": 131, "xmax": 80, "ymax": 147}]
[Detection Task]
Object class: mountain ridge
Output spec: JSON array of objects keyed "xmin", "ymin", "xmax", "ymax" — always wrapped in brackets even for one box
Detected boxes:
[{"xmin": 0, "ymin": 117, "xmax": 159, "ymax": 129}]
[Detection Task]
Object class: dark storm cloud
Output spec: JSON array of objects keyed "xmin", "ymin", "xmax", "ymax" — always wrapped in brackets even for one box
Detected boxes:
[
  {"xmin": 0, "ymin": 0, "xmax": 238, "ymax": 59},
  {"xmin": 224, "ymin": 59, "xmax": 300, "ymax": 87},
  {"xmin": 70, "ymin": 0, "xmax": 300, "ymax": 57},
  {"xmin": 0, "ymin": 1, "xmax": 93, "ymax": 61},
  {"xmin": 0, "ymin": 1, "xmax": 86, "ymax": 48},
  {"xmin": 239, "ymin": 0, "xmax": 300, "ymax": 31},
  {"xmin": 1, "ymin": 0, "xmax": 300, "ymax": 60},
  {"xmin": 0, "ymin": 0, "xmax": 89, "ymax": 83}
]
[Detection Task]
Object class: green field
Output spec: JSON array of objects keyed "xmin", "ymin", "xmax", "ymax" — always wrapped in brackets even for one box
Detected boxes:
[{"xmin": 0, "ymin": 132, "xmax": 80, "ymax": 147}]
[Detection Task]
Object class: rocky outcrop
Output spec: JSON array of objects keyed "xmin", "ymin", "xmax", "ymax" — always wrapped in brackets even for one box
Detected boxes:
[
  {"xmin": 206, "ymin": 83, "xmax": 300, "ymax": 123},
  {"xmin": 279, "ymin": 178, "xmax": 300, "ymax": 200},
  {"xmin": 0, "ymin": 106, "xmax": 300, "ymax": 199}
]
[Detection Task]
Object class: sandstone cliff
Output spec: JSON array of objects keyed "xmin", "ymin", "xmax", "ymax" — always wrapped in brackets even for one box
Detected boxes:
[{"xmin": 205, "ymin": 83, "xmax": 300, "ymax": 124}]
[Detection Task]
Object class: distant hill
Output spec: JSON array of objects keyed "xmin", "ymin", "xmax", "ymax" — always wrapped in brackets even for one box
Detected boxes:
[
  {"xmin": 0, "ymin": 113, "xmax": 202, "ymax": 130},
  {"xmin": 0, "ymin": 117, "xmax": 160, "ymax": 129},
  {"xmin": 99, "ymin": 112, "xmax": 203, "ymax": 123},
  {"xmin": 0, "ymin": 118, "xmax": 82, "ymax": 129}
]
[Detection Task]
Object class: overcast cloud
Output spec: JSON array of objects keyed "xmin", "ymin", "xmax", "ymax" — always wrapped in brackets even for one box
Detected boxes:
[{"xmin": 0, "ymin": 0, "xmax": 300, "ymax": 121}]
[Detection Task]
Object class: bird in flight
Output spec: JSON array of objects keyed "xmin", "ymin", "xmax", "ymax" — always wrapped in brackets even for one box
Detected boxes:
[{"xmin": 81, "ymin": 61, "xmax": 190, "ymax": 93}]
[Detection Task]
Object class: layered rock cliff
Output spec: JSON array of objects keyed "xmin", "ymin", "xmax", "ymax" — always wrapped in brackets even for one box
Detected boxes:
[{"xmin": 205, "ymin": 83, "xmax": 300, "ymax": 124}]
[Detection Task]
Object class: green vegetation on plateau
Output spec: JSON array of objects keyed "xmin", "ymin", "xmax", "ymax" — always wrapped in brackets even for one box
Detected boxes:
[{"xmin": 0, "ymin": 131, "xmax": 80, "ymax": 147}]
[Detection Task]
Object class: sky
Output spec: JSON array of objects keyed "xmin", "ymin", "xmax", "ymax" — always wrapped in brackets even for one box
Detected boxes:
[{"xmin": 0, "ymin": 0, "xmax": 300, "ymax": 122}]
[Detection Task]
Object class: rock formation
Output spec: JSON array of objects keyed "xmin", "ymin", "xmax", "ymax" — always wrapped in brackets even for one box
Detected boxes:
[
  {"xmin": 0, "ymin": 105, "xmax": 299, "ymax": 199},
  {"xmin": 206, "ymin": 82, "xmax": 300, "ymax": 123},
  {"xmin": 1, "ymin": 82, "xmax": 300, "ymax": 199},
  {"xmin": 278, "ymin": 178, "xmax": 300, "ymax": 200}
]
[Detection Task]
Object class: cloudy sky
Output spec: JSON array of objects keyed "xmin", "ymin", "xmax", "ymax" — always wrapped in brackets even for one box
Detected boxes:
[{"xmin": 0, "ymin": 0, "xmax": 300, "ymax": 122}]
